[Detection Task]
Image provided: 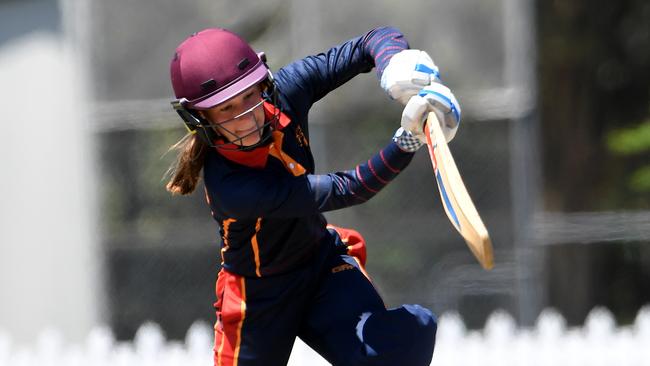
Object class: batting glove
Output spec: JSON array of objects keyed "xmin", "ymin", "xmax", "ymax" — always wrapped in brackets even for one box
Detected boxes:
[
  {"xmin": 401, "ymin": 82, "xmax": 461, "ymax": 143},
  {"xmin": 393, "ymin": 127, "xmax": 424, "ymax": 152},
  {"xmin": 380, "ymin": 49, "xmax": 441, "ymax": 105}
]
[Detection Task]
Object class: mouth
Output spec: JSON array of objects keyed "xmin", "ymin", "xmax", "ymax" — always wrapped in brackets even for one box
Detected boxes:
[{"xmin": 237, "ymin": 126, "xmax": 259, "ymax": 136}]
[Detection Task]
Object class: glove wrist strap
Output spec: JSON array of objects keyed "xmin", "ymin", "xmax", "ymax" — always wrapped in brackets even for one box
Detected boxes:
[{"xmin": 393, "ymin": 127, "xmax": 424, "ymax": 152}]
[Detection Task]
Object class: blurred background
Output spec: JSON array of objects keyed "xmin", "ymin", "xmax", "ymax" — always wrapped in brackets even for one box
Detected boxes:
[{"xmin": 1, "ymin": 0, "xmax": 649, "ymax": 350}]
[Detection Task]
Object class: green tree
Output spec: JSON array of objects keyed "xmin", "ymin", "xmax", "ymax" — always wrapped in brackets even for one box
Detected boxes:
[{"xmin": 607, "ymin": 119, "xmax": 650, "ymax": 192}]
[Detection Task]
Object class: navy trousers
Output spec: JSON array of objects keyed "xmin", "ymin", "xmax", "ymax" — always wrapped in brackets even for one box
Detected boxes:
[{"xmin": 213, "ymin": 229, "xmax": 437, "ymax": 366}]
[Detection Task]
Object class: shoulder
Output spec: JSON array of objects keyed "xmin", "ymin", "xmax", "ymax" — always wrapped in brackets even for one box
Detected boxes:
[
  {"xmin": 203, "ymin": 149, "xmax": 236, "ymax": 189},
  {"xmin": 202, "ymin": 151, "xmax": 261, "ymax": 217},
  {"xmin": 203, "ymin": 148, "xmax": 227, "ymax": 175},
  {"xmin": 273, "ymin": 68, "xmax": 311, "ymax": 120},
  {"xmin": 274, "ymin": 61, "xmax": 312, "ymax": 96}
]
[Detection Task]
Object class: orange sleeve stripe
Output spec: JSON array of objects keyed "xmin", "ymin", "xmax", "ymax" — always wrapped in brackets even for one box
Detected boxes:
[{"xmin": 251, "ymin": 218, "xmax": 263, "ymax": 277}]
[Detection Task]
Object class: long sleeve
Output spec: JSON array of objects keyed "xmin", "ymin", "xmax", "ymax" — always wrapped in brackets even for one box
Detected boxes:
[
  {"xmin": 274, "ymin": 27, "xmax": 409, "ymax": 117},
  {"xmin": 205, "ymin": 141, "xmax": 414, "ymax": 219},
  {"xmin": 310, "ymin": 142, "xmax": 412, "ymax": 211}
]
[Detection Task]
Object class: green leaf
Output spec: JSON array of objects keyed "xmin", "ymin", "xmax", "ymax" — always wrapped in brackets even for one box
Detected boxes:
[
  {"xmin": 629, "ymin": 165, "xmax": 650, "ymax": 192},
  {"xmin": 606, "ymin": 120, "xmax": 650, "ymax": 155}
]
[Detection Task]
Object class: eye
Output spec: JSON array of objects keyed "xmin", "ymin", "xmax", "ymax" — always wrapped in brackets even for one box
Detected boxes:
[
  {"xmin": 219, "ymin": 105, "xmax": 232, "ymax": 112},
  {"xmin": 243, "ymin": 91, "xmax": 255, "ymax": 99}
]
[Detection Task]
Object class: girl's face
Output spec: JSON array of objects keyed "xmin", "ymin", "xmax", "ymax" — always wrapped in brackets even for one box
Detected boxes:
[{"xmin": 200, "ymin": 84, "xmax": 266, "ymax": 147}]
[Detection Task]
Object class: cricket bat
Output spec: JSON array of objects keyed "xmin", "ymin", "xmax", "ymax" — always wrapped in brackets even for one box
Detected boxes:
[{"xmin": 424, "ymin": 112, "xmax": 494, "ymax": 270}]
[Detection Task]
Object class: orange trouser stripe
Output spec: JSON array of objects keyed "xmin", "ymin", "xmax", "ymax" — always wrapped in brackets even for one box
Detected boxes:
[{"xmin": 214, "ymin": 273, "xmax": 247, "ymax": 366}]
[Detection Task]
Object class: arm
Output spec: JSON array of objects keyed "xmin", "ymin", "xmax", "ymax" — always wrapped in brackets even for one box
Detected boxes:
[
  {"xmin": 208, "ymin": 141, "xmax": 414, "ymax": 219},
  {"xmin": 310, "ymin": 141, "xmax": 413, "ymax": 211},
  {"xmin": 274, "ymin": 27, "xmax": 409, "ymax": 113}
]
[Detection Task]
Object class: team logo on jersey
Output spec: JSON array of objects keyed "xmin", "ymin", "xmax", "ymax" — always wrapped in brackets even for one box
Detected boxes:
[
  {"xmin": 331, "ymin": 263, "xmax": 354, "ymax": 273},
  {"xmin": 295, "ymin": 125, "xmax": 309, "ymax": 147}
]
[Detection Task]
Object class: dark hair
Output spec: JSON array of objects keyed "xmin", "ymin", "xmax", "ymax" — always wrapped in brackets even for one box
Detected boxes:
[{"xmin": 165, "ymin": 133, "xmax": 207, "ymax": 195}]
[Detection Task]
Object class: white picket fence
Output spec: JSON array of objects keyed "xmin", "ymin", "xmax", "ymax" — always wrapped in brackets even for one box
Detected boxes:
[{"xmin": 2, "ymin": 307, "xmax": 649, "ymax": 366}]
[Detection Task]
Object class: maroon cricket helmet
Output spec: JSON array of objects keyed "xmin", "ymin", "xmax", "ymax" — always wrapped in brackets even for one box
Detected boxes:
[{"xmin": 170, "ymin": 28, "xmax": 270, "ymax": 110}]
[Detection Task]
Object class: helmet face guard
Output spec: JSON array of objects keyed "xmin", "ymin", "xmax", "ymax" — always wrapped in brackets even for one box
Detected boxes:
[{"xmin": 171, "ymin": 82, "xmax": 281, "ymax": 150}]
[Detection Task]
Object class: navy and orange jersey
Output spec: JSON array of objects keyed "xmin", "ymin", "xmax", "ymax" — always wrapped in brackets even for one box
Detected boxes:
[{"xmin": 203, "ymin": 27, "xmax": 413, "ymax": 277}]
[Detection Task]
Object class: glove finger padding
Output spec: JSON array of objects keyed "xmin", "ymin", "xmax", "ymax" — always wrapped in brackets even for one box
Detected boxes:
[
  {"xmin": 402, "ymin": 89, "xmax": 461, "ymax": 144},
  {"xmin": 418, "ymin": 83, "xmax": 461, "ymax": 143},
  {"xmin": 381, "ymin": 49, "xmax": 440, "ymax": 105}
]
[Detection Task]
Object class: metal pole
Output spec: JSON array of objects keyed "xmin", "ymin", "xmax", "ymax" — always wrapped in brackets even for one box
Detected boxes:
[{"xmin": 503, "ymin": 0, "xmax": 544, "ymax": 326}]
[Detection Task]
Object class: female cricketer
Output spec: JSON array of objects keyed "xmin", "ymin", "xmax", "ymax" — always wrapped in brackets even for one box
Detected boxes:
[{"xmin": 167, "ymin": 26, "xmax": 461, "ymax": 366}]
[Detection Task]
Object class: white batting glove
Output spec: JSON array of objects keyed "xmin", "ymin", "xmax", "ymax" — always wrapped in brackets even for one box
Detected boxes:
[
  {"xmin": 401, "ymin": 83, "xmax": 461, "ymax": 143},
  {"xmin": 380, "ymin": 49, "xmax": 441, "ymax": 105}
]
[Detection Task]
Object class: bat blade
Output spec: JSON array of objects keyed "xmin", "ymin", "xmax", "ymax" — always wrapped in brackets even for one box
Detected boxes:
[{"xmin": 424, "ymin": 112, "xmax": 494, "ymax": 270}]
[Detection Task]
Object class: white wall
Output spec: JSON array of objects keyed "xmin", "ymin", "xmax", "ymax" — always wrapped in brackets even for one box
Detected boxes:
[{"xmin": 0, "ymin": 0, "xmax": 100, "ymax": 344}]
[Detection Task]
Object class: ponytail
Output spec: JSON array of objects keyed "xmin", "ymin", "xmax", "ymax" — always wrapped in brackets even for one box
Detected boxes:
[{"xmin": 166, "ymin": 133, "xmax": 208, "ymax": 195}]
